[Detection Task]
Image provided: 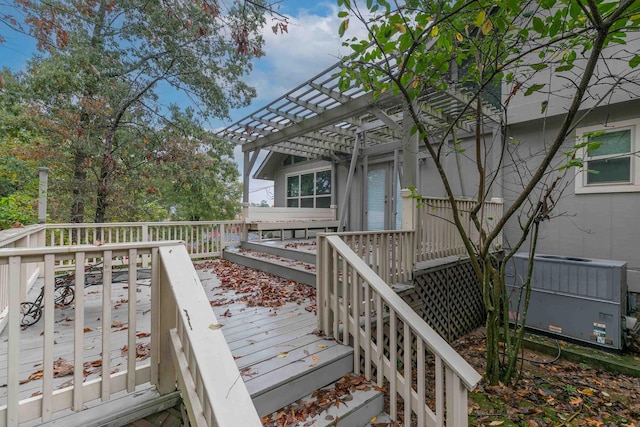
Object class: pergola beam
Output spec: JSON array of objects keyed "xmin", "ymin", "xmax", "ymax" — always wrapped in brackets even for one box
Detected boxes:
[{"xmin": 242, "ymin": 91, "xmax": 394, "ymax": 152}]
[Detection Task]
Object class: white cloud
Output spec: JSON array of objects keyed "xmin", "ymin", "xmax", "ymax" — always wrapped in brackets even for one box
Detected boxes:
[{"xmin": 249, "ymin": 3, "xmax": 354, "ymax": 102}]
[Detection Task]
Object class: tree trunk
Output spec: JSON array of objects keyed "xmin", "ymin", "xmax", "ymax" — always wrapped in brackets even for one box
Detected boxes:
[
  {"xmin": 94, "ymin": 133, "xmax": 115, "ymax": 224},
  {"xmin": 70, "ymin": 150, "xmax": 87, "ymax": 223}
]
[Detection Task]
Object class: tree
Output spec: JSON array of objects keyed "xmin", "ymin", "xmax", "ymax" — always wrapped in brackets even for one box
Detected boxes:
[
  {"xmin": 336, "ymin": 0, "xmax": 640, "ymax": 385},
  {"xmin": 0, "ymin": 69, "xmax": 46, "ymax": 228},
  {"xmin": 11, "ymin": 0, "xmax": 279, "ymax": 223}
]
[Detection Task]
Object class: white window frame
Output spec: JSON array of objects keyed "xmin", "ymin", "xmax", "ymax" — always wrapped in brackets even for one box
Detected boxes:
[
  {"xmin": 574, "ymin": 118, "xmax": 640, "ymax": 194},
  {"xmin": 285, "ymin": 167, "xmax": 332, "ymax": 208}
]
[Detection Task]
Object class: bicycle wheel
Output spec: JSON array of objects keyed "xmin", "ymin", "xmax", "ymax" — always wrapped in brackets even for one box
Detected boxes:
[
  {"xmin": 54, "ymin": 285, "xmax": 75, "ymax": 306},
  {"xmin": 20, "ymin": 302, "xmax": 42, "ymax": 327}
]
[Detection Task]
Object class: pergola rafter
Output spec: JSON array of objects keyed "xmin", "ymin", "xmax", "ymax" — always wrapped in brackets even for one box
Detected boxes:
[{"xmin": 217, "ymin": 58, "xmax": 499, "ymax": 166}]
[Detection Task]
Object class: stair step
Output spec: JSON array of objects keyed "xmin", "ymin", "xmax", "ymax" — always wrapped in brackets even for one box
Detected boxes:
[
  {"xmin": 223, "ymin": 247, "xmax": 316, "ymax": 287},
  {"xmin": 241, "ymin": 240, "xmax": 317, "ymax": 265},
  {"xmin": 248, "ymin": 344, "xmax": 354, "ymax": 417},
  {"xmin": 262, "ymin": 374, "xmax": 384, "ymax": 427}
]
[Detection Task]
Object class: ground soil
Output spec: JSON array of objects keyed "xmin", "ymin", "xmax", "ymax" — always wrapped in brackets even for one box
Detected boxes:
[{"xmin": 453, "ymin": 328, "xmax": 640, "ymax": 427}]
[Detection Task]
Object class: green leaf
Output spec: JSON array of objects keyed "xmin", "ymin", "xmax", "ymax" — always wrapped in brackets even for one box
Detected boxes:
[
  {"xmin": 532, "ymin": 17, "xmax": 545, "ymax": 35},
  {"xmin": 337, "ymin": 11, "xmax": 349, "ymax": 18},
  {"xmin": 524, "ymin": 83, "xmax": 545, "ymax": 96},
  {"xmin": 530, "ymin": 63, "xmax": 548, "ymax": 71},
  {"xmin": 630, "ymin": 55, "xmax": 640, "ymax": 68},
  {"xmin": 474, "ymin": 10, "xmax": 486, "ymax": 27},
  {"xmin": 338, "ymin": 19, "xmax": 349, "ymax": 37}
]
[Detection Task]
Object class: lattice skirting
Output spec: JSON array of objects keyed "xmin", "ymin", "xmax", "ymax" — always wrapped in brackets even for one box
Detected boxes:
[{"xmin": 413, "ymin": 258, "xmax": 485, "ymax": 343}]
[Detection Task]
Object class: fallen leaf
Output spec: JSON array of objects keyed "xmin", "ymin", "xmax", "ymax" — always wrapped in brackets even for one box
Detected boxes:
[
  {"xmin": 311, "ymin": 355, "xmax": 319, "ymax": 362},
  {"xmin": 489, "ymin": 421, "xmax": 504, "ymax": 426},
  {"xmin": 209, "ymin": 324, "xmax": 223, "ymax": 330},
  {"xmin": 317, "ymin": 344, "xmax": 327, "ymax": 349},
  {"xmin": 277, "ymin": 352, "xmax": 289, "ymax": 358},
  {"xmin": 580, "ymin": 388, "xmax": 595, "ymax": 396}
]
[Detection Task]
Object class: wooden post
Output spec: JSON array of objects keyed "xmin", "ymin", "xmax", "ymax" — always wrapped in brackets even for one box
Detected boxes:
[{"xmin": 156, "ymin": 251, "xmax": 177, "ymax": 395}]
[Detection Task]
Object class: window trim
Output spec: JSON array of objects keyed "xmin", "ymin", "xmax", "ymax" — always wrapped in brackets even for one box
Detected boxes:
[
  {"xmin": 574, "ymin": 118, "xmax": 640, "ymax": 194},
  {"xmin": 285, "ymin": 167, "xmax": 332, "ymax": 208}
]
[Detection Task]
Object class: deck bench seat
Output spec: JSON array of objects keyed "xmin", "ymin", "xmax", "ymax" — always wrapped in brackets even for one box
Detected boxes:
[{"xmin": 248, "ymin": 220, "xmax": 339, "ymax": 240}]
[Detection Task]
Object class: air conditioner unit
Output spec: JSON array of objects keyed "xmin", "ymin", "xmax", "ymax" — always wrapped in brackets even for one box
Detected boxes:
[{"xmin": 505, "ymin": 253, "xmax": 627, "ymax": 350}]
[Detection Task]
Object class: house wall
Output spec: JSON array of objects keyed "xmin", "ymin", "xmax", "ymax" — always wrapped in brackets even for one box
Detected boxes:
[
  {"xmin": 505, "ymin": 32, "xmax": 640, "ymax": 125},
  {"xmin": 502, "ymin": 99, "xmax": 640, "ymax": 293}
]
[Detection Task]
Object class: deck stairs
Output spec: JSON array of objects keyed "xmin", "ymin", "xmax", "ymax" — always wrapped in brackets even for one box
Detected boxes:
[
  {"xmin": 220, "ymin": 240, "xmax": 390, "ymax": 426},
  {"xmin": 223, "ymin": 240, "xmax": 318, "ymax": 287}
]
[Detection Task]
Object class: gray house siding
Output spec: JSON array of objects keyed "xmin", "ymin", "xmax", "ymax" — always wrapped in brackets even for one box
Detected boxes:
[{"xmin": 502, "ymin": 99, "xmax": 640, "ymax": 292}]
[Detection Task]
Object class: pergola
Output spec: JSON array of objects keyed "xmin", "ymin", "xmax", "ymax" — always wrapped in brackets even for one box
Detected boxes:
[{"xmin": 216, "ymin": 59, "xmax": 499, "ymax": 227}]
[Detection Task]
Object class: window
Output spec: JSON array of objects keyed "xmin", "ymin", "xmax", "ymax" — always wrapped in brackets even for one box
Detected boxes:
[
  {"xmin": 286, "ymin": 169, "xmax": 332, "ymax": 208},
  {"xmin": 575, "ymin": 119, "xmax": 640, "ymax": 194}
]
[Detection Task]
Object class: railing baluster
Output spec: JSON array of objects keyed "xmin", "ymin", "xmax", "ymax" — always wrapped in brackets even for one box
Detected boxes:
[
  {"xmin": 7, "ymin": 256, "xmax": 21, "ymax": 426},
  {"xmin": 73, "ymin": 251, "xmax": 86, "ymax": 411},
  {"xmin": 417, "ymin": 339, "xmax": 425, "ymax": 427},
  {"xmin": 364, "ymin": 282, "xmax": 371, "ymax": 379},
  {"xmin": 436, "ymin": 356, "xmax": 444, "ymax": 427},
  {"xmin": 127, "ymin": 248, "xmax": 138, "ymax": 393},
  {"xmin": 376, "ymin": 294, "xmax": 384, "ymax": 388},
  {"xmin": 404, "ymin": 323, "xmax": 411, "ymax": 427},
  {"xmin": 42, "ymin": 254, "xmax": 56, "ymax": 421},
  {"xmin": 102, "ymin": 251, "xmax": 113, "ymax": 401},
  {"xmin": 341, "ymin": 256, "xmax": 349, "ymax": 345},
  {"xmin": 332, "ymin": 250, "xmax": 339, "ymax": 339},
  {"xmin": 352, "ymin": 268, "xmax": 360, "ymax": 375},
  {"xmin": 389, "ymin": 309, "xmax": 397, "ymax": 421}
]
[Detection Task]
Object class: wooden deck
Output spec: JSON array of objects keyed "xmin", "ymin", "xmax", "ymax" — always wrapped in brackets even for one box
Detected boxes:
[{"xmin": 0, "ymin": 260, "xmax": 346, "ymax": 423}]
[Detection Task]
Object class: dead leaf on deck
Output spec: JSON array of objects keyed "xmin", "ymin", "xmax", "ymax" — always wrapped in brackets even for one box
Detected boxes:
[
  {"xmin": 84, "ymin": 327, "xmax": 93, "ymax": 333},
  {"xmin": 209, "ymin": 323, "xmax": 223, "ymax": 330},
  {"xmin": 111, "ymin": 321, "xmax": 125, "ymax": 328},
  {"xmin": 317, "ymin": 344, "xmax": 327, "ymax": 349},
  {"xmin": 276, "ymin": 352, "xmax": 289, "ymax": 358},
  {"xmin": 136, "ymin": 332, "xmax": 150, "ymax": 338}
]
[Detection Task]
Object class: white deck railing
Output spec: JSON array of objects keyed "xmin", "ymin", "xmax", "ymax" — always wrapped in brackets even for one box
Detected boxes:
[
  {"xmin": 317, "ymin": 234, "xmax": 481, "ymax": 426},
  {"xmin": 44, "ymin": 221, "xmax": 244, "ymax": 259},
  {"xmin": 413, "ymin": 197, "xmax": 503, "ymax": 262},
  {"xmin": 0, "ymin": 242, "xmax": 259, "ymax": 426},
  {"xmin": 336, "ymin": 230, "xmax": 414, "ymax": 285},
  {"xmin": 155, "ymin": 245, "xmax": 261, "ymax": 426}
]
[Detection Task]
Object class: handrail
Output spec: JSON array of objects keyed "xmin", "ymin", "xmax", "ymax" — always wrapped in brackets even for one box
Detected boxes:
[
  {"xmin": 0, "ymin": 242, "xmax": 177, "ymax": 425},
  {"xmin": 325, "ymin": 229, "xmax": 414, "ymax": 285},
  {"xmin": 317, "ymin": 234, "xmax": 481, "ymax": 426},
  {"xmin": 0, "ymin": 224, "xmax": 46, "ymax": 249},
  {"xmin": 414, "ymin": 197, "xmax": 503, "ymax": 262},
  {"xmin": 155, "ymin": 245, "xmax": 261, "ymax": 426},
  {"xmin": 0, "ymin": 242, "xmax": 260, "ymax": 426}
]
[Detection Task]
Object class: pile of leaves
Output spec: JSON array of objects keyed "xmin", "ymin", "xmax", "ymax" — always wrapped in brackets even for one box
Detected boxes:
[
  {"xmin": 455, "ymin": 329, "xmax": 640, "ymax": 426},
  {"xmin": 261, "ymin": 374, "xmax": 378, "ymax": 427},
  {"xmin": 196, "ymin": 259, "xmax": 316, "ymax": 309}
]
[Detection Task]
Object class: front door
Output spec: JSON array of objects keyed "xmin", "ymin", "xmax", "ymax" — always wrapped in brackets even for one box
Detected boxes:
[{"xmin": 366, "ymin": 165, "xmax": 402, "ymax": 231}]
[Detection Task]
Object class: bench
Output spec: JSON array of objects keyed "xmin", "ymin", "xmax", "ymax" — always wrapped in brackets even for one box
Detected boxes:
[{"xmin": 243, "ymin": 206, "xmax": 339, "ymax": 241}]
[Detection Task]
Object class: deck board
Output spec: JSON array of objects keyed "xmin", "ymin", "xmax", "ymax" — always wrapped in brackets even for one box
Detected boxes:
[{"xmin": 0, "ymin": 259, "xmax": 337, "ymax": 423}]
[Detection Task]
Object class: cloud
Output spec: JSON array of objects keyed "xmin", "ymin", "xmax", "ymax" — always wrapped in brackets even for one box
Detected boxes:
[{"xmin": 249, "ymin": 3, "xmax": 352, "ymax": 102}]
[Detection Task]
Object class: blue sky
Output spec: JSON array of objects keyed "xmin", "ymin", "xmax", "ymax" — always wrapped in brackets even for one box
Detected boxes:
[{"xmin": 0, "ymin": 0, "xmax": 351, "ymax": 204}]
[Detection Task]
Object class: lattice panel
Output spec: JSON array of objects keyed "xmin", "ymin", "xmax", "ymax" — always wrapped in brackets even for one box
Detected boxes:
[{"xmin": 413, "ymin": 258, "xmax": 485, "ymax": 342}]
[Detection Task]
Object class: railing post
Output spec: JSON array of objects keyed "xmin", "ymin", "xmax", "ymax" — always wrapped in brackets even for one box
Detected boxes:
[
  {"xmin": 141, "ymin": 224, "xmax": 150, "ymax": 267},
  {"xmin": 490, "ymin": 197, "xmax": 504, "ymax": 250},
  {"xmin": 220, "ymin": 224, "xmax": 227, "ymax": 256},
  {"xmin": 445, "ymin": 367, "xmax": 469, "ymax": 427},
  {"xmin": 401, "ymin": 189, "xmax": 417, "ymax": 265},
  {"xmin": 242, "ymin": 203, "xmax": 250, "ymax": 242},
  {"xmin": 155, "ymin": 253, "xmax": 178, "ymax": 395}
]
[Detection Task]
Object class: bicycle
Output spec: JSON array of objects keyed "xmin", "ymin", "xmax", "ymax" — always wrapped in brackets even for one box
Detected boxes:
[{"xmin": 20, "ymin": 262, "xmax": 104, "ymax": 327}]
